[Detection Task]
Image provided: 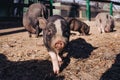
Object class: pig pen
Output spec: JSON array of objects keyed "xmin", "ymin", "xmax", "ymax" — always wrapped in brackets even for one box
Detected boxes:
[{"xmin": 0, "ymin": 20, "xmax": 120, "ymax": 80}]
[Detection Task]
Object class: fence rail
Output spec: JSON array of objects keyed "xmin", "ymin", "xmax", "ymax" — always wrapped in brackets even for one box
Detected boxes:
[{"xmin": 0, "ymin": 0, "xmax": 120, "ymax": 21}]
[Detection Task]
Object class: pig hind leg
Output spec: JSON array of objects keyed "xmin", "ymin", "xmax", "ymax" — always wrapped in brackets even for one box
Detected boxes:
[
  {"xmin": 35, "ymin": 25, "xmax": 41, "ymax": 38},
  {"xmin": 80, "ymin": 26, "xmax": 86, "ymax": 36}
]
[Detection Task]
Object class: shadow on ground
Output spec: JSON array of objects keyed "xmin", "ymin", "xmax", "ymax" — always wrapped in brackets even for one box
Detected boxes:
[
  {"xmin": 0, "ymin": 53, "xmax": 64, "ymax": 80},
  {"xmin": 60, "ymin": 38, "xmax": 97, "ymax": 72},
  {"xmin": 100, "ymin": 53, "xmax": 120, "ymax": 80}
]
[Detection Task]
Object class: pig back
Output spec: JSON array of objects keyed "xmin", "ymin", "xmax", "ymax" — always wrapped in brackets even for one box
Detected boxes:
[
  {"xmin": 23, "ymin": 12, "xmax": 37, "ymax": 33},
  {"xmin": 47, "ymin": 15, "xmax": 70, "ymax": 38},
  {"xmin": 23, "ymin": 3, "xmax": 48, "ymax": 34},
  {"xmin": 27, "ymin": 3, "xmax": 48, "ymax": 19},
  {"xmin": 95, "ymin": 13, "xmax": 114, "ymax": 32}
]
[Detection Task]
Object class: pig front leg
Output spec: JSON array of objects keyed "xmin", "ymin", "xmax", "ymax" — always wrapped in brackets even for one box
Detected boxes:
[
  {"xmin": 98, "ymin": 27, "xmax": 102, "ymax": 33},
  {"xmin": 98, "ymin": 25, "xmax": 104, "ymax": 33},
  {"xmin": 101, "ymin": 25, "xmax": 105, "ymax": 33},
  {"xmin": 28, "ymin": 32, "xmax": 32, "ymax": 37},
  {"xmin": 57, "ymin": 54, "xmax": 62, "ymax": 66},
  {"xmin": 49, "ymin": 51, "xmax": 59, "ymax": 74}
]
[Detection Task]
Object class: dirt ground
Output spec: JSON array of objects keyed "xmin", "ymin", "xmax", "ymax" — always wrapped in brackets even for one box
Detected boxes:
[{"xmin": 0, "ymin": 20, "xmax": 120, "ymax": 80}]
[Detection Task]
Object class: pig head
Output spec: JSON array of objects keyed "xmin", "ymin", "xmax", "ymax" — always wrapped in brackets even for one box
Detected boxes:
[
  {"xmin": 95, "ymin": 13, "xmax": 115, "ymax": 33},
  {"xmin": 38, "ymin": 15, "xmax": 70, "ymax": 74}
]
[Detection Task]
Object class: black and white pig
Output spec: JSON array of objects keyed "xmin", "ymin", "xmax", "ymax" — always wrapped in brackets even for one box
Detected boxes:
[
  {"xmin": 95, "ymin": 13, "xmax": 115, "ymax": 33},
  {"xmin": 38, "ymin": 15, "xmax": 70, "ymax": 74},
  {"xmin": 67, "ymin": 18, "xmax": 90, "ymax": 35},
  {"xmin": 23, "ymin": 3, "xmax": 48, "ymax": 37}
]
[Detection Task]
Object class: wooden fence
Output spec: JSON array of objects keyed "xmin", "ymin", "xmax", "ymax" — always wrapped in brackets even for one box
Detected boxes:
[{"xmin": 0, "ymin": 0, "xmax": 120, "ymax": 21}]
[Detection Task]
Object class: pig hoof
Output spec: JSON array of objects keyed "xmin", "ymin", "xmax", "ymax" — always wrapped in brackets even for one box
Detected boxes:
[
  {"xmin": 58, "ymin": 58, "xmax": 63, "ymax": 66},
  {"xmin": 29, "ymin": 35, "xmax": 32, "ymax": 37},
  {"xmin": 53, "ymin": 66, "xmax": 59, "ymax": 74},
  {"xmin": 58, "ymin": 61, "xmax": 63, "ymax": 67}
]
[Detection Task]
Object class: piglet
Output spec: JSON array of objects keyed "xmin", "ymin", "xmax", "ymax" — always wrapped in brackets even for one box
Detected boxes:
[
  {"xmin": 38, "ymin": 15, "xmax": 70, "ymax": 74},
  {"xmin": 23, "ymin": 3, "xmax": 48, "ymax": 37},
  {"xmin": 95, "ymin": 13, "xmax": 115, "ymax": 33},
  {"xmin": 68, "ymin": 18, "xmax": 90, "ymax": 35}
]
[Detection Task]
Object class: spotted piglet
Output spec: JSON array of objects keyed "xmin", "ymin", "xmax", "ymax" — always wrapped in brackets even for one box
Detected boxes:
[
  {"xmin": 38, "ymin": 15, "xmax": 70, "ymax": 74},
  {"xmin": 95, "ymin": 13, "xmax": 115, "ymax": 33}
]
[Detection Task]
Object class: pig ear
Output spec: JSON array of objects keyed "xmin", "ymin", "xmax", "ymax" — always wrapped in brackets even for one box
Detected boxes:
[{"xmin": 37, "ymin": 17, "xmax": 47, "ymax": 29}]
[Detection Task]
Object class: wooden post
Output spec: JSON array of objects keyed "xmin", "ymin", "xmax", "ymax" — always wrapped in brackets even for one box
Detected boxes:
[
  {"xmin": 110, "ymin": 2, "xmax": 113, "ymax": 16},
  {"xmin": 50, "ymin": 0, "xmax": 53, "ymax": 16},
  {"xmin": 86, "ymin": 0, "xmax": 90, "ymax": 21},
  {"xmin": 79, "ymin": 10, "xmax": 82, "ymax": 18}
]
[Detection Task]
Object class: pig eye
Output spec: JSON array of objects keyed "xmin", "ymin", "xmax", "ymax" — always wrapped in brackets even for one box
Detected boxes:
[{"xmin": 47, "ymin": 29, "xmax": 52, "ymax": 35}]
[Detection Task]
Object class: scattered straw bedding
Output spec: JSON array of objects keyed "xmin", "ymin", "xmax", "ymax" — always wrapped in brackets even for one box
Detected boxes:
[{"xmin": 0, "ymin": 20, "xmax": 120, "ymax": 80}]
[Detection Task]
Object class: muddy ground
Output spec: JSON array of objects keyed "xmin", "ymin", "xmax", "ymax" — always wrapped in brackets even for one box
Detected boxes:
[{"xmin": 0, "ymin": 20, "xmax": 120, "ymax": 80}]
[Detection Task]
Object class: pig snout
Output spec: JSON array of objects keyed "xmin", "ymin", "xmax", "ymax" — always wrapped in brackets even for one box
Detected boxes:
[
  {"xmin": 51, "ymin": 36, "xmax": 67, "ymax": 51},
  {"xmin": 54, "ymin": 40, "xmax": 65, "ymax": 50}
]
